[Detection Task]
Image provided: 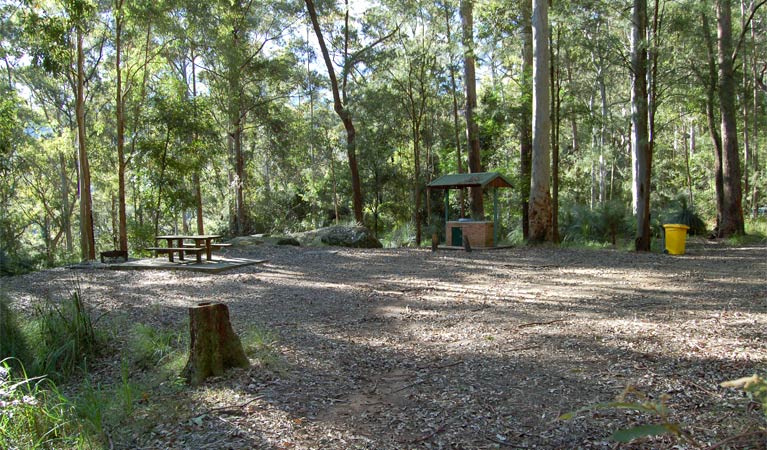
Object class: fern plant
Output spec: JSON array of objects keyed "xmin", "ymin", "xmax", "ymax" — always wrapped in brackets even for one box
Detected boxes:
[{"xmin": 662, "ymin": 197, "xmax": 707, "ymax": 236}]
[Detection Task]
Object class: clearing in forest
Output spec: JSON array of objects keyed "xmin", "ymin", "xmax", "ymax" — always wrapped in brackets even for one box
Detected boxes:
[{"xmin": 2, "ymin": 240, "xmax": 765, "ymax": 449}]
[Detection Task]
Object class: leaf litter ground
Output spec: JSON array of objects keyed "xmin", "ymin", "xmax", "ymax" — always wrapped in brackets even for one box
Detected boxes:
[{"xmin": 2, "ymin": 239, "xmax": 765, "ymax": 449}]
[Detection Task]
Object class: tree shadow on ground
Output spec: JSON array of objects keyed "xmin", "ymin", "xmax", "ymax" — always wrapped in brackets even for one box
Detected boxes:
[{"xmin": 2, "ymin": 243, "xmax": 765, "ymax": 448}]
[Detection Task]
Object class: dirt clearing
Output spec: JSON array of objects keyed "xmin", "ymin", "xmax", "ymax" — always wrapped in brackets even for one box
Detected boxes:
[{"xmin": 2, "ymin": 240, "xmax": 765, "ymax": 449}]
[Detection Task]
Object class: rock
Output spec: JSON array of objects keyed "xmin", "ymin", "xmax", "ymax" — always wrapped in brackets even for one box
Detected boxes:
[
  {"xmin": 317, "ymin": 226, "xmax": 382, "ymax": 248},
  {"xmin": 276, "ymin": 237, "xmax": 301, "ymax": 246},
  {"xmin": 229, "ymin": 236, "xmax": 265, "ymax": 247},
  {"xmin": 293, "ymin": 226, "xmax": 382, "ymax": 248}
]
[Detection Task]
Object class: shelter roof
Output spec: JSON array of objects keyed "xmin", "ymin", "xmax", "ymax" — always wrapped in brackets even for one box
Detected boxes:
[{"xmin": 427, "ymin": 172, "xmax": 513, "ymax": 189}]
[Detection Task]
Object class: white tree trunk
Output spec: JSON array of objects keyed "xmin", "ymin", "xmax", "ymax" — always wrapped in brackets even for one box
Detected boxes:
[
  {"xmin": 631, "ymin": 0, "xmax": 652, "ymax": 251},
  {"xmin": 528, "ymin": 0, "xmax": 552, "ymax": 242}
]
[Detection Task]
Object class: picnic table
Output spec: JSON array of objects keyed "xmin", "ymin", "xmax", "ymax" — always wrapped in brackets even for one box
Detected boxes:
[{"xmin": 150, "ymin": 234, "xmax": 224, "ymax": 263}]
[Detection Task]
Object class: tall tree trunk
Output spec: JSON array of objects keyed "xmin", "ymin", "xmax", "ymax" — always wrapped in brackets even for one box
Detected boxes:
[
  {"xmin": 228, "ymin": 28, "xmax": 248, "ymax": 236},
  {"xmin": 752, "ymin": 11, "xmax": 760, "ymax": 219},
  {"xmin": 115, "ymin": 0, "xmax": 128, "ymax": 253},
  {"xmin": 520, "ymin": 0, "xmax": 533, "ymax": 239},
  {"xmin": 528, "ymin": 0, "xmax": 552, "ymax": 242},
  {"xmin": 740, "ymin": 0, "xmax": 750, "ymax": 211},
  {"xmin": 111, "ymin": 193, "xmax": 118, "ymax": 248},
  {"xmin": 305, "ymin": 0, "xmax": 364, "ymax": 224},
  {"xmin": 702, "ymin": 10, "xmax": 725, "ymax": 231},
  {"xmin": 598, "ymin": 70, "xmax": 607, "ymax": 205},
  {"xmin": 59, "ymin": 152, "xmax": 72, "ymax": 252},
  {"xmin": 233, "ymin": 113, "xmax": 246, "ymax": 234},
  {"xmin": 76, "ymin": 27, "xmax": 95, "ymax": 261},
  {"xmin": 631, "ymin": 0, "xmax": 652, "ymax": 251},
  {"xmin": 154, "ymin": 128, "xmax": 170, "ymax": 237},
  {"xmin": 685, "ymin": 124, "xmax": 695, "ymax": 207},
  {"xmin": 565, "ymin": 48, "xmax": 580, "ymax": 165},
  {"xmin": 444, "ymin": 2, "xmax": 466, "ymax": 218},
  {"xmin": 716, "ymin": 0, "xmax": 745, "ymax": 236},
  {"xmin": 551, "ymin": 25, "xmax": 561, "ymax": 244},
  {"xmin": 460, "ymin": 0, "xmax": 483, "ymax": 219},
  {"xmin": 127, "ymin": 20, "xmax": 154, "ymax": 232},
  {"xmin": 413, "ymin": 127, "xmax": 422, "ymax": 246},
  {"xmin": 192, "ymin": 45, "xmax": 204, "ymax": 235}
]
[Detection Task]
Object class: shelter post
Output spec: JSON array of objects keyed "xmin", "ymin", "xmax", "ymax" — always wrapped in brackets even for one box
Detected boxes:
[
  {"xmin": 493, "ymin": 187, "xmax": 499, "ymax": 246},
  {"xmin": 444, "ymin": 190, "xmax": 449, "ymax": 230}
]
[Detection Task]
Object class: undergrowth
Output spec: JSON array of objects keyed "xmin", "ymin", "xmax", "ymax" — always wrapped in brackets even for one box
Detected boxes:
[
  {"xmin": 0, "ymin": 358, "xmax": 94, "ymax": 449},
  {"xmin": 726, "ymin": 217, "xmax": 767, "ymax": 245},
  {"xmin": 559, "ymin": 201, "xmax": 632, "ymax": 246},
  {"xmin": 242, "ymin": 325, "xmax": 285, "ymax": 373},
  {"xmin": 0, "ymin": 298, "xmax": 194, "ymax": 449},
  {"xmin": 33, "ymin": 286, "xmax": 100, "ymax": 379},
  {"xmin": 661, "ymin": 197, "xmax": 707, "ymax": 236}
]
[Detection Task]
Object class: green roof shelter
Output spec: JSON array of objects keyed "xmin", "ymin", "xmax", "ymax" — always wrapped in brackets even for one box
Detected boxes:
[{"xmin": 427, "ymin": 172, "xmax": 513, "ymax": 247}]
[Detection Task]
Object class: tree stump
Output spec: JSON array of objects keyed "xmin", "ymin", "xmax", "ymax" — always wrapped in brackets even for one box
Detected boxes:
[{"xmin": 182, "ymin": 302, "xmax": 249, "ymax": 385}]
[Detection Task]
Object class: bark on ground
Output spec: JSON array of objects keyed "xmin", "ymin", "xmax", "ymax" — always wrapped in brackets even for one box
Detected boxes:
[{"xmin": 2, "ymin": 239, "xmax": 765, "ymax": 449}]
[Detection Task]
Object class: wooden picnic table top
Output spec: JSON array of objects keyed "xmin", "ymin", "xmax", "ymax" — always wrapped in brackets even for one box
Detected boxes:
[{"xmin": 155, "ymin": 234, "xmax": 222, "ymax": 240}]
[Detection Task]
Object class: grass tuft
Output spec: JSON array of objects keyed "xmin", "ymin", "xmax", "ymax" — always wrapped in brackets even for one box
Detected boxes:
[
  {"xmin": 242, "ymin": 325, "xmax": 285, "ymax": 373},
  {"xmin": 33, "ymin": 286, "xmax": 98, "ymax": 379},
  {"xmin": 0, "ymin": 358, "xmax": 94, "ymax": 449},
  {"xmin": 0, "ymin": 295, "xmax": 30, "ymax": 369}
]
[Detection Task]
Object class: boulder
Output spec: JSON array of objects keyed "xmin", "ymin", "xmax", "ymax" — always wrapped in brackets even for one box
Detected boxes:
[
  {"xmin": 229, "ymin": 236, "xmax": 265, "ymax": 247},
  {"xmin": 276, "ymin": 237, "xmax": 301, "ymax": 246},
  {"xmin": 315, "ymin": 226, "xmax": 382, "ymax": 248}
]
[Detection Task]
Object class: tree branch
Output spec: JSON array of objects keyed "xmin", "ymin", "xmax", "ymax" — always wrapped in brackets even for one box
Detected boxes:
[{"xmin": 732, "ymin": 0, "xmax": 767, "ymax": 62}]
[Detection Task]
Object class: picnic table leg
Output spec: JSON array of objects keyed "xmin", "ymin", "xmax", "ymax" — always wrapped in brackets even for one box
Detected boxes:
[
  {"xmin": 166, "ymin": 239, "xmax": 175, "ymax": 262},
  {"xmin": 206, "ymin": 239, "xmax": 213, "ymax": 261},
  {"xmin": 176, "ymin": 238, "xmax": 185, "ymax": 261}
]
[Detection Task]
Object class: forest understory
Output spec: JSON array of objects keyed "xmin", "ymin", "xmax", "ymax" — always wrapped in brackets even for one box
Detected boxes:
[{"xmin": 2, "ymin": 239, "xmax": 766, "ymax": 449}]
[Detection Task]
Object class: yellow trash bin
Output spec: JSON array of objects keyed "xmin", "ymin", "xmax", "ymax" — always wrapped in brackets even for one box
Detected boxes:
[{"xmin": 663, "ymin": 224, "xmax": 690, "ymax": 255}]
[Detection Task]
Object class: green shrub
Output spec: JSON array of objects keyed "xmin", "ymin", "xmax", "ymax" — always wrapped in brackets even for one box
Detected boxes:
[
  {"xmin": 33, "ymin": 287, "xmax": 98, "ymax": 379},
  {"xmin": 127, "ymin": 323, "xmax": 182, "ymax": 370},
  {"xmin": 0, "ymin": 358, "xmax": 93, "ymax": 449},
  {"xmin": 727, "ymin": 218, "xmax": 767, "ymax": 245},
  {"xmin": 382, "ymin": 222, "xmax": 416, "ymax": 248},
  {"xmin": 560, "ymin": 201, "xmax": 632, "ymax": 245},
  {"xmin": 0, "ymin": 296, "xmax": 30, "ymax": 367},
  {"xmin": 661, "ymin": 197, "xmax": 707, "ymax": 236}
]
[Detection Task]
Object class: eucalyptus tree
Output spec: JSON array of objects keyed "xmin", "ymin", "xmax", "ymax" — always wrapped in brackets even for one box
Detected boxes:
[
  {"xmin": 440, "ymin": 0, "xmax": 466, "ymax": 217},
  {"xmin": 0, "ymin": 85, "xmax": 34, "ymax": 271},
  {"xmin": 459, "ymin": 0, "xmax": 484, "ymax": 218},
  {"xmin": 520, "ymin": 0, "xmax": 532, "ymax": 238},
  {"xmin": 22, "ymin": 0, "xmax": 102, "ymax": 260},
  {"xmin": 631, "ymin": 0, "xmax": 652, "ymax": 251},
  {"xmin": 113, "ymin": 0, "xmax": 169, "ymax": 251},
  {"xmin": 695, "ymin": 0, "xmax": 762, "ymax": 236},
  {"xmin": 384, "ymin": 1, "xmax": 440, "ymax": 245},
  {"xmin": 476, "ymin": 0, "xmax": 529, "ymax": 234},
  {"xmin": 304, "ymin": 0, "xmax": 397, "ymax": 225},
  {"xmin": 714, "ymin": 0, "xmax": 757, "ymax": 236},
  {"xmin": 202, "ymin": 0, "xmax": 301, "ymax": 235},
  {"xmin": 528, "ymin": 0, "xmax": 552, "ymax": 242},
  {"xmin": 15, "ymin": 62, "xmax": 80, "ymax": 254}
]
